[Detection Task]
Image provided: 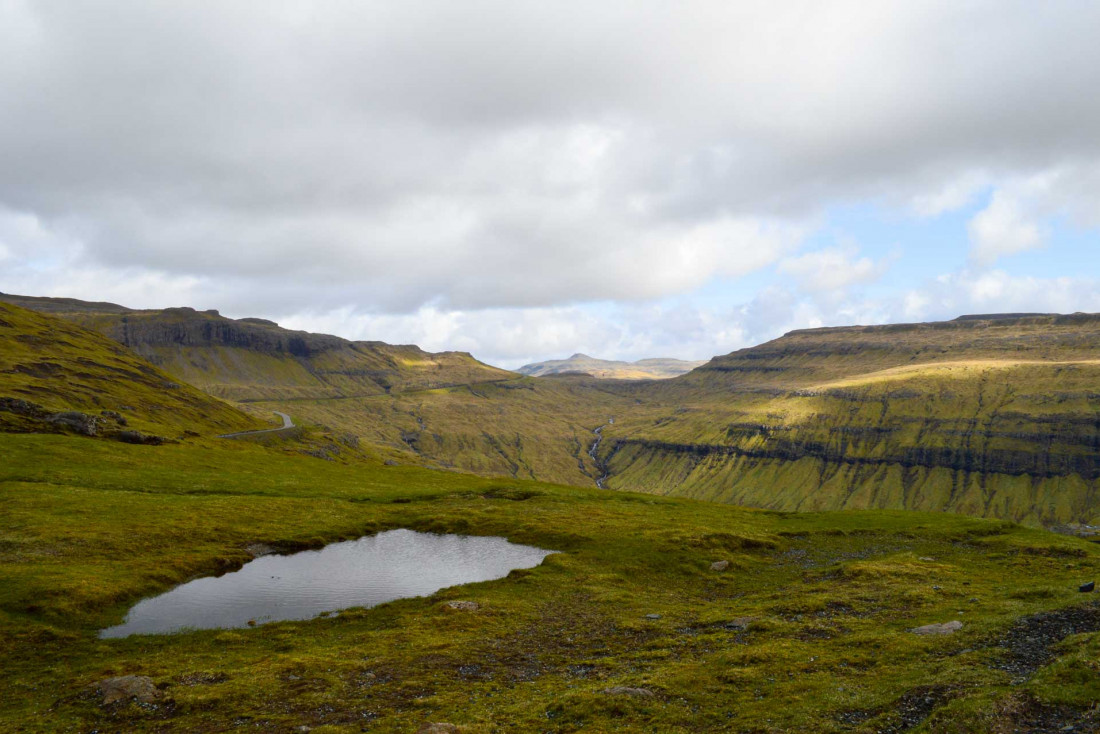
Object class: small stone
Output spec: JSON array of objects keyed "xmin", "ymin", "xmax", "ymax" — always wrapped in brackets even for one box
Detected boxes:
[
  {"xmin": 245, "ymin": 543, "xmax": 276, "ymax": 558},
  {"xmin": 92, "ymin": 675, "xmax": 160, "ymax": 705},
  {"xmin": 645, "ymin": 614, "xmax": 661, "ymax": 620},
  {"xmin": 445, "ymin": 600, "xmax": 479, "ymax": 611},
  {"xmin": 932, "ymin": 586, "xmax": 942, "ymax": 591},
  {"xmin": 603, "ymin": 686, "xmax": 655, "ymax": 697},
  {"xmin": 723, "ymin": 616, "xmax": 756, "ymax": 630},
  {"xmin": 710, "ymin": 560, "xmax": 730, "ymax": 571},
  {"xmin": 909, "ymin": 620, "xmax": 963, "ymax": 636},
  {"xmin": 417, "ymin": 724, "xmax": 459, "ymax": 734},
  {"xmin": 1079, "ymin": 581, "xmax": 1095, "ymax": 593},
  {"xmin": 919, "ymin": 557, "xmax": 935, "ymax": 562}
]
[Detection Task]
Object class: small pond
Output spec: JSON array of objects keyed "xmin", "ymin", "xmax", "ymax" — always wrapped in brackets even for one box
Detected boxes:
[{"xmin": 100, "ymin": 529, "xmax": 556, "ymax": 638}]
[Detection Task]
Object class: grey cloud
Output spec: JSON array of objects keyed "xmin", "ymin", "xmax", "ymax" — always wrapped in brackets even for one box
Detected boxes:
[{"xmin": 3, "ymin": 1, "xmax": 1100, "ymax": 323}]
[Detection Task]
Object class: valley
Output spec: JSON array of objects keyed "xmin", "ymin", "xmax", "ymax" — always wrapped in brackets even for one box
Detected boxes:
[
  {"xmin": 8, "ymin": 293, "xmax": 1100, "ymax": 528},
  {"xmin": 2, "ymin": 299, "xmax": 1100, "ymax": 731}
]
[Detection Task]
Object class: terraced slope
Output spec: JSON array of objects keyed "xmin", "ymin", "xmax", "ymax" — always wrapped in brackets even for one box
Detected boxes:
[
  {"xmin": 10, "ymin": 291, "xmax": 1100, "ymax": 526},
  {"xmin": 0, "ymin": 302, "xmax": 258, "ymax": 439},
  {"xmin": 598, "ymin": 315, "xmax": 1100, "ymax": 526},
  {"xmin": 0, "ymin": 294, "xmax": 513, "ymax": 402}
]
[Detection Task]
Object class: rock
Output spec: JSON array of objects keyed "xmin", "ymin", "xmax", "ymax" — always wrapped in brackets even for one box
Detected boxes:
[
  {"xmin": 384, "ymin": 460, "xmax": 400, "ymax": 466},
  {"xmin": 47, "ymin": 411, "xmax": 99, "ymax": 436},
  {"xmin": 115, "ymin": 429, "xmax": 166, "ymax": 445},
  {"xmin": 710, "ymin": 560, "xmax": 730, "ymax": 571},
  {"xmin": 445, "ymin": 601, "xmax": 479, "ymax": 611},
  {"xmin": 919, "ymin": 557, "xmax": 936, "ymax": 562},
  {"xmin": 245, "ymin": 543, "xmax": 277, "ymax": 557},
  {"xmin": 645, "ymin": 614, "xmax": 661, "ymax": 620},
  {"xmin": 417, "ymin": 724, "xmax": 459, "ymax": 734},
  {"xmin": 1079, "ymin": 581, "xmax": 1095, "ymax": 593},
  {"xmin": 910, "ymin": 620, "xmax": 963, "ymax": 636},
  {"xmin": 92, "ymin": 675, "xmax": 160, "ymax": 705},
  {"xmin": 100, "ymin": 410, "xmax": 127, "ymax": 425},
  {"xmin": 0, "ymin": 397, "xmax": 49, "ymax": 418},
  {"xmin": 603, "ymin": 686, "xmax": 655, "ymax": 697},
  {"xmin": 723, "ymin": 617, "xmax": 756, "ymax": 630}
]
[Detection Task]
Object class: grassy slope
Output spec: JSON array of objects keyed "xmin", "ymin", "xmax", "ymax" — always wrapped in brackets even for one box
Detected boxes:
[
  {"xmin": 3, "ymin": 432, "xmax": 1100, "ymax": 732},
  {"xmin": 11, "ymin": 295, "xmax": 1100, "ymax": 527},
  {"xmin": 64, "ymin": 308, "xmax": 515, "ymax": 403},
  {"xmin": 602, "ymin": 360, "xmax": 1100, "ymax": 526},
  {"xmin": 0, "ymin": 302, "xmax": 259, "ymax": 438},
  {"xmin": 244, "ymin": 375, "xmax": 636, "ymax": 484},
  {"xmin": 591, "ymin": 317, "xmax": 1100, "ymax": 526}
]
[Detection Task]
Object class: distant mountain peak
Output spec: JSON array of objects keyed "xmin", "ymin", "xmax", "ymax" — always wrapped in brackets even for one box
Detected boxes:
[{"xmin": 518, "ymin": 353, "xmax": 705, "ymax": 380}]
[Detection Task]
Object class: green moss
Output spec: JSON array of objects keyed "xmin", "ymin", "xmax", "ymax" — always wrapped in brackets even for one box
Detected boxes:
[{"xmin": 2, "ymin": 433, "xmax": 1100, "ymax": 731}]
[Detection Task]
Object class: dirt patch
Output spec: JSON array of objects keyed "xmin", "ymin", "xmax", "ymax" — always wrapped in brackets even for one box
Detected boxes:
[
  {"xmin": 989, "ymin": 692, "xmax": 1099, "ymax": 733},
  {"xmin": 837, "ymin": 685, "xmax": 958, "ymax": 733},
  {"xmin": 992, "ymin": 601, "xmax": 1100, "ymax": 678}
]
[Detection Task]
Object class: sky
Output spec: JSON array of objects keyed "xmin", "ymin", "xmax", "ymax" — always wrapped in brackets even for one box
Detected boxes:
[{"xmin": 2, "ymin": 1, "xmax": 1100, "ymax": 369}]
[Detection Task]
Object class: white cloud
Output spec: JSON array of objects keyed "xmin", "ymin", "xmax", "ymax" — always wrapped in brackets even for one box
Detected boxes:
[
  {"xmin": 967, "ymin": 188, "xmax": 1046, "ymax": 266},
  {"xmin": 910, "ymin": 172, "xmax": 989, "ymax": 217},
  {"xmin": 778, "ymin": 244, "xmax": 891, "ymax": 296},
  {"xmin": 4, "ymin": 2, "xmax": 1100, "ymax": 364}
]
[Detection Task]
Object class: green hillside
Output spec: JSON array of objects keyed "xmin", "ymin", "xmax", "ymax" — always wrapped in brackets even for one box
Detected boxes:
[
  {"xmin": 10, "ymin": 293, "xmax": 1100, "ymax": 528},
  {"xmin": 0, "ymin": 302, "xmax": 259, "ymax": 439},
  {"xmin": 3, "ymin": 296, "xmax": 1100, "ymax": 731},
  {"xmin": 598, "ymin": 316, "xmax": 1100, "ymax": 527},
  {"xmin": 4, "ymin": 432, "xmax": 1100, "ymax": 732},
  {"xmin": 0, "ymin": 293, "xmax": 513, "ymax": 403}
]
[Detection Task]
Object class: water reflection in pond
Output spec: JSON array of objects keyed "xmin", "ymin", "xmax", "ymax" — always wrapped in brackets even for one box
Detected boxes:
[{"xmin": 100, "ymin": 529, "xmax": 556, "ymax": 637}]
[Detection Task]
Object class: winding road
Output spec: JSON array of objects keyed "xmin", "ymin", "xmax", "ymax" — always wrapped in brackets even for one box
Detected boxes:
[{"xmin": 219, "ymin": 411, "xmax": 295, "ymax": 439}]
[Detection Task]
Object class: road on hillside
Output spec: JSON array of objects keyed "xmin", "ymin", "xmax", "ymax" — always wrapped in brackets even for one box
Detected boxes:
[{"xmin": 219, "ymin": 411, "xmax": 295, "ymax": 439}]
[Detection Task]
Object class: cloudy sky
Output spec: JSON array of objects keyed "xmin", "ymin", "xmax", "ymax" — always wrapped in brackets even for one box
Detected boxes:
[{"xmin": 2, "ymin": 1, "xmax": 1100, "ymax": 368}]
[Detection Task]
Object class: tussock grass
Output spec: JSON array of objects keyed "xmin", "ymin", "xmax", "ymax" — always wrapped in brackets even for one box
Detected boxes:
[{"xmin": 3, "ymin": 434, "xmax": 1100, "ymax": 732}]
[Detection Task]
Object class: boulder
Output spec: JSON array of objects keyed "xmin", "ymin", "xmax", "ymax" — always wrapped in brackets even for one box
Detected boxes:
[
  {"xmin": 710, "ymin": 560, "xmax": 730, "ymax": 571},
  {"xmin": 909, "ymin": 620, "xmax": 963, "ymax": 636},
  {"xmin": 445, "ymin": 601, "xmax": 479, "ymax": 612},
  {"xmin": 46, "ymin": 411, "xmax": 99, "ymax": 436},
  {"xmin": 603, "ymin": 686, "xmax": 655, "ymax": 697},
  {"xmin": 115, "ymin": 430, "xmax": 166, "ymax": 445},
  {"xmin": 92, "ymin": 675, "xmax": 160, "ymax": 705},
  {"xmin": 100, "ymin": 410, "xmax": 127, "ymax": 425},
  {"xmin": 0, "ymin": 397, "xmax": 49, "ymax": 418},
  {"xmin": 1079, "ymin": 581, "xmax": 1095, "ymax": 593}
]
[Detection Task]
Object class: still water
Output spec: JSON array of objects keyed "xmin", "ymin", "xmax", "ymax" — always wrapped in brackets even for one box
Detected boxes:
[{"xmin": 100, "ymin": 529, "xmax": 556, "ymax": 638}]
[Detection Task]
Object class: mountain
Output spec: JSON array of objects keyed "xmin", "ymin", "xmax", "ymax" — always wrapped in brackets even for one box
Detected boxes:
[
  {"xmin": 600, "ymin": 313, "xmax": 1100, "ymax": 526},
  {"xmin": 0, "ymin": 293, "xmax": 513, "ymax": 403},
  {"xmin": 10, "ymin": 291, "xmax": 1100, "ymax": 527},
  {"xmin": 5, "ymin": 297, "xmax": 1100, "ymax": 731},
  {"xmin": 0, "ymin": 301, "xmax": 258, "ymax": 439},
  {"xmin": 517, "ymin": 353, "xmax": 706, "ymax": 379}
]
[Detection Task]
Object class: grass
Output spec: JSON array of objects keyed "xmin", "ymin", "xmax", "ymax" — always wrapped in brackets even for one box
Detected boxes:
[
  {"xmin": 16, "ymin": 297, "xmax": 1100, "ymax": 530},
  {"xmin": 3, "ymin": 432, "xmax": 1100, "ymax": 732},
  {"xmin": 0, "ymin": 302, "xmax": 258, "ymax": 438}
]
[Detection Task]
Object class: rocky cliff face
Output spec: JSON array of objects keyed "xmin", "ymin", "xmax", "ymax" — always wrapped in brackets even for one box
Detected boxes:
[
  {"xmin": 597, "ymin": 316, "xmax": 1100, "ymax": 526},
  {"xmin": 0, "ymin": 294, "xmax": 513, "ymax": 402},
  {"xmin": 96, "ymin": 307, "xmax": 347, "ymax": 357}
]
